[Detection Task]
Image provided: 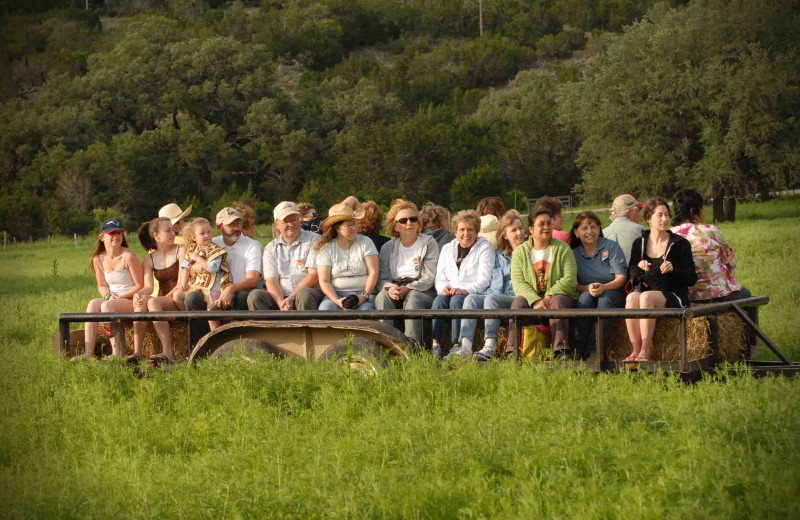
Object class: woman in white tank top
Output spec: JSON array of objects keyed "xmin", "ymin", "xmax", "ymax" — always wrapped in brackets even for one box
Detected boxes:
[{"xmin": 79, "ymin": 219, "xmax": 144, "ymax": 360}]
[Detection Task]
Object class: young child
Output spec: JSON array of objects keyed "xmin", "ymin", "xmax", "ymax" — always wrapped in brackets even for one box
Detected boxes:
[{"xmin": 178, "ymin": 218, "xmax": 232, "ymax": 330}]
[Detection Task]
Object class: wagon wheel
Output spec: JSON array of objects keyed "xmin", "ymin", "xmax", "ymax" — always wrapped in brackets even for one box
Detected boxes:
[
  {"xmin": 320, "ymin": 337, "xmax": 389, "ymax": 376},
  {"xmin": 208, "ymin": 338, "xmax": 279, "ymax": 362}
]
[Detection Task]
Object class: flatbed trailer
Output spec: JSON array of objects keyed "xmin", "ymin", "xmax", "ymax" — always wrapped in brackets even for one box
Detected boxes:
[{"xmin": 55, "ymin": 296, "xmax": 799, "ymax": 376}]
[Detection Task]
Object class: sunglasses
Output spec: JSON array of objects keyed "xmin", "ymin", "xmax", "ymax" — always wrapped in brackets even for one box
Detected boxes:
[{"xmin": 397, "ymin": 216, "xmax": 419, "ymax": 225}]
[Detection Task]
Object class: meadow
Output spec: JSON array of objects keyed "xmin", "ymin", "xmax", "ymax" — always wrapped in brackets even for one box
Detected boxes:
[{"xmin": 0, "ymin": 199, "xmax": 798, "ymax": 518}]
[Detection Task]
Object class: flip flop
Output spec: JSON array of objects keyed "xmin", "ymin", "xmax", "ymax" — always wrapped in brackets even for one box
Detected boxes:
[
  {"xmin": 622, "ymin": 354, "xmax": 638, "ymax": 362},
  {"xmin": 126, "ymin": 355, "xmax": 142, "ymax": 364}
]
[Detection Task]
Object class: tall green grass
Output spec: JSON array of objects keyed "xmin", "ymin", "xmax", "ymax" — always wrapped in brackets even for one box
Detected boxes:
[{"xmin": 0, "ymin": 198, "xmax": 798, "ymax": 518}]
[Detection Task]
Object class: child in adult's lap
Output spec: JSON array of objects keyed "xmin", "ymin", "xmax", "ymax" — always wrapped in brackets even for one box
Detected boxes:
[{"xmin": 179, "ymin": 218, "xmax": 232, "ymax": 331}]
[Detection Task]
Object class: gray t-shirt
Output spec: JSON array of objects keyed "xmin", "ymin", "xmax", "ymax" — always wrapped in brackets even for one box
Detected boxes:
[
  {"xmin": 263, "ymin": 229, "xmax": 320, "ymax": 297},
  {"xmin": 603, "ymin": 217, "xmax": 647, "ymax": 266},
  {"xmin": 316, "ymin": 234, "xmax": 378, "ymax": 291}
]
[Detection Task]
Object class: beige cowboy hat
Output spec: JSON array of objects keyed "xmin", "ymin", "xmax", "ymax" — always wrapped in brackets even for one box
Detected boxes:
[
  {"xmin": 158, "ymin": 203, "xmax": 192, "ymax": 225},
  {"xmin": 321, "ymin": 202, "xmax": 365, "ymax": 233}
]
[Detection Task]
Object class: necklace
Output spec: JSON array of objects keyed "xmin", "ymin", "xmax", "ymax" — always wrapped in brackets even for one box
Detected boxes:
[{"xmin": 339, "ymin": 236, "xmax": 355, "ymax": 273}]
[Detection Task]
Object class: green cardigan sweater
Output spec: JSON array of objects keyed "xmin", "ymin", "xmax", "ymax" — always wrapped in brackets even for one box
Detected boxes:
[{"xmin": 511, "ymin": 237, "xmax": 578, "ymax": 305}]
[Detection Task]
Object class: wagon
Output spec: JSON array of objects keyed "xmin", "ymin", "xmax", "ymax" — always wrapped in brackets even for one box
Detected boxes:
[{"xmin": 55, "ymin": 296, "xmax": 799, "ymax": 376}]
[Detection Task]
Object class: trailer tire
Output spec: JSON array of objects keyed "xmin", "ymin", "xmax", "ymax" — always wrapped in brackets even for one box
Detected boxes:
[
  {"xmin": 320, "ymin": 337, "xmax": 389, "ymax": 376},
  {"xmin": 209, "ymin": 338, "xmax": 278, "ymax": 362}
]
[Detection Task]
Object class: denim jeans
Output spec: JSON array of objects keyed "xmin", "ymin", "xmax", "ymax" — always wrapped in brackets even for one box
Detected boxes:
[
  {"xmin": 319, "ymin": 290, "xmax": 376, "ymax": 311},
  {"xmin": 459, "ymin": 293, "xmax": 515, "ymax": 344},
  {"xmin": 431, "ymin": 294, "xmax": 468, "ymax": 343},
  {"xmin": 572, "ymin": 289, "xmax": 626, "ymax": 354}
]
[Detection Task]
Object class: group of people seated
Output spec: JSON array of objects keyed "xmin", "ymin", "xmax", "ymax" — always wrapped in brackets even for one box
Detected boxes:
[{"xmin": 79, "ymin": 189, "xmax": 750, "ymax": 364}]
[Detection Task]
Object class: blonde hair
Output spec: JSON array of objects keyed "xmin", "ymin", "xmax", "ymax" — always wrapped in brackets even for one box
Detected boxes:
[
  {"xmin": 384, "ymin": 199, "xmax": 420, "ymax": 238},
  {"xmin": 420, "ymin": 202, "xmax": 449, "ymax": 230},
  {"xmin": 181, "ymin": 217, "xmax": 211, "ymax": 248},
  {"xmin": 232, "ymin": 201, "xmax": 255, "ymax": 230},
  {"xmin": 496, "ymin": 210, "xmax": 523, "ymax": 256},
  {"xmin": 357, "ymin": 201, "xmax": 383, "ymax": 234},
  {"xmin": 452, "ymin": 209, "xmax": 481, "ymax": 233}
]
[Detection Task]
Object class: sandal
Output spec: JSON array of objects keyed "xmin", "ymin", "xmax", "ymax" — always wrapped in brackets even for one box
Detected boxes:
[
  {"xmin": 622, "ymin": 353, "xmax": 639, "ymax": 362},
  {"xmin": 148, "ymin": 354, "xmax": 174, "ymax": 367},
  {"xmin": 126, "ymin": 354, "xmax": 142, "ymax": 364}
]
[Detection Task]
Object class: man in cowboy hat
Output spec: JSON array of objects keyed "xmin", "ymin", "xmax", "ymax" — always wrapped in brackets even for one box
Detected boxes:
[
  {"xmin": 158, "ymin": 203, "xmax": 192, "ymax": 244},
  {"xmin": 248, "ymin": 201, "xmax": 324, "ymax": 311},
  {"xmin": 602, "ymin": 194, "xmax": 647, "ymax": 265}
]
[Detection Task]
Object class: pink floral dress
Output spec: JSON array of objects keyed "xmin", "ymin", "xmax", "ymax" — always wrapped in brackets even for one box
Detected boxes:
[{"xmin": 670, "ymin": 223, "xmax": 741, "ymax": 301}]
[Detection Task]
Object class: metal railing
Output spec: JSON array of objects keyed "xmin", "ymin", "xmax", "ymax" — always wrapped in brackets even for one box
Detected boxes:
[{"xmin": 54, "ymin": 296, "xmax": 791, "ymax": 373}]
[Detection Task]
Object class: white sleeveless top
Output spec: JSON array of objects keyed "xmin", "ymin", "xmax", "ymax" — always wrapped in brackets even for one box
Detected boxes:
[{"xmin": 101, "ymin": 253, "xmax": 136, "ymax": 296}]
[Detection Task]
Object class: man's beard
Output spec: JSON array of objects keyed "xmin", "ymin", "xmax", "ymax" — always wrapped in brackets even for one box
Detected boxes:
[{"xmin": 225, "ymin": 231, "xmax": 241, "ymax": 244}]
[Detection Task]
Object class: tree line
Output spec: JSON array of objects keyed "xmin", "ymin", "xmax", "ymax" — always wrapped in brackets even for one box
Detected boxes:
[{"xmin": 1, "ymin": 0, "xmax": 797, "ymax": 239}]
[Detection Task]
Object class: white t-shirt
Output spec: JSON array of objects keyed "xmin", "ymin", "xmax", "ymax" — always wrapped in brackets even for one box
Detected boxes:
[
  {"xmin": 396, "ymin": 240, "xmax": 423, "ymax": 279},
  {"xmin": 316, "ymin": 234, "xmax": 378, "ymax": 291},
  {"xmin": 531, "ymin": 245, "xmax": 552, "ymax": 295},
  {"xmin": 213, "ymin": 235, "xmax": 263, "ymax": 287}
]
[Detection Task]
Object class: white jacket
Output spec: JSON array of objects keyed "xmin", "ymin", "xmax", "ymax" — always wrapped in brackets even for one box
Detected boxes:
[{"xmin": 435, "ymin": 236, "xmax": 495, "ymax": 294}]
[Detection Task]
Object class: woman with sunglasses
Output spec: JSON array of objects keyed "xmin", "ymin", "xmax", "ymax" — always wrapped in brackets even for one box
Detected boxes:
[{"xmin": 376, "ymin": 200, "xmax": 440, "ymax": 346}]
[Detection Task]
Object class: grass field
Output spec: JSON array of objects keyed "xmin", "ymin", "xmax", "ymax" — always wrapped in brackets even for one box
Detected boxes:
[{"xmin": 0, "ymin": 199, "xmax": 798, "ymax": 518}]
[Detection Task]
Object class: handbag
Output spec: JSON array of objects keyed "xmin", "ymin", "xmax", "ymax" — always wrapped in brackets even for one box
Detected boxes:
[{"xmin": 521, "ymin": 324, "xmax": 552, "ymax": 358}]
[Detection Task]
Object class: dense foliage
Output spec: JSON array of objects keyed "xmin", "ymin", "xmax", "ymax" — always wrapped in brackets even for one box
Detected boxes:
[{"xmin": 1, "ymin": 0, "xmax": 797, "ymax": 238}]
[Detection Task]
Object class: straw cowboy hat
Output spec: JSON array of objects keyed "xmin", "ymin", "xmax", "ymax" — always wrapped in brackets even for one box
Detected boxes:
[
  {"xmin": 158, "ymin": 203, "xmax": 192, "ymax": 225},
  {"xmin": 321, "ymin": 202, "xmax": 365, "ymax": 233}
]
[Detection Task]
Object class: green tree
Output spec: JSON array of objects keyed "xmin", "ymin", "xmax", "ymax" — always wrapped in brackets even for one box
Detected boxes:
[
  {"xmin": 450, "ymin": 165, "xmax": 505, "ymax": 211},
  {"xmin": 471, "ymin": 70, "xmax": 581, "ymax": 200},
  {"xmin": 559, "ymin": 0, "xmax": 800, "ymax": 220}
]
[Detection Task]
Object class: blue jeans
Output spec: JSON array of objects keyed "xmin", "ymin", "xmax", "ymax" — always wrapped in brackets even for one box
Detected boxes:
[
  {"xmin": 572, "ymin": 289, "xmax": 625, "ymax": 354},
  {"xmin": 319, "ymin": 290, "xmax": 376, "ymax": 311},
  {"xmin": 460, "ymin": 294, "xmax": 516, "ymax": 344},
  {"xmin": 431, "ymin": 294, "xmax": 467, "ymax": 343}
]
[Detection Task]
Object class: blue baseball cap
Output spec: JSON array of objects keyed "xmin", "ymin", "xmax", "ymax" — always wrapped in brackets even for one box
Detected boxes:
[{"xmin": 100, "ymin": 219, "xmax": 124, "ymax": 234}]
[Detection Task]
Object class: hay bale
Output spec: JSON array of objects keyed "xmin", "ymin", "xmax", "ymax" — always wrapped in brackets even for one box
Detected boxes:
[
  {"xmin": 606, "ymin": 311, "xmax": 747, "ymax": 362},
  {"xmin": 121, "ymin": 322, "xmax": 190, "ymax": 360}
]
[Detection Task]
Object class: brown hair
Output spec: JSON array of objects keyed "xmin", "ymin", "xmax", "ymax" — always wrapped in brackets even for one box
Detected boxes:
[
  {"xmin": 641, "ymin": 197, "xmax": 671, "ymax": 222},
  {"xmin": 314, "ymin": 220, "xmax": 350, "ymax": 252},
  {"xmin": 296, "ymin": 202, "xmax": 316, "ymax": 218},
  {"xmin": 568, "ymin": 211, "xmax": 604, "ymax": 247},
  {"xmin": 356, "ymin": 201, "xmax": 383, "ymax": 234},
  {"xmin": 419, "ymin": 202, "xmax": 449, "ymax": 230},
  {"xmin": 533, "ymin": 196, "xmax": 563, "ymax": 217},
  {"xmin": 181, "ymin": 217, "xmax": 211, "ymax": 249},
  {"xmin": 385, "ymin": 199, "xmax": 420, "ymax": 238},
  {"xmin": 89, "ymin": 230, "xmax": 130, "ymax": 269},
  {"xmin": 476, "ymin": 196, "xmax": 506, "ymax": 219},
  {"xmin": 496, "ymin": 210, "xmax": 524, "ymax": 256},
  {"xmin": 232, "ymin": 201, "xmax": 255, "ymax": 230},
  {"xmin": 137, "ymin": 217, "xmax": 172, "ymax": 252},
  {"xmin": 452, "ymin": 209, "xmax": 481, "ymax": 233}
]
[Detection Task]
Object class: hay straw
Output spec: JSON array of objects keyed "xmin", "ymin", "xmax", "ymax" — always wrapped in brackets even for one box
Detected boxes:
[
  {"xmin": 122, "ymin": 322, "xmax": 189, "ymax": 360},
  {"xmin": 607, "ymin": 312, "xmax": 747, "ymax": 362}
]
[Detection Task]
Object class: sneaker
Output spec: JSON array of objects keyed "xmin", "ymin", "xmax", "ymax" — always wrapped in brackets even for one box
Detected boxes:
[
  {"xmin": 474, "ymin": 347, "xmax": 495, "ymax": 361},
  {"xmin": 444, "ymin": 345, "xmax": 472, "ymax": 360},
  {"xmin": 553, "ymin": 348, "xmax": 574, "ymax": 360}
]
